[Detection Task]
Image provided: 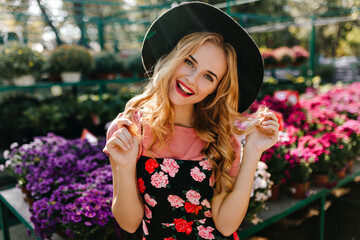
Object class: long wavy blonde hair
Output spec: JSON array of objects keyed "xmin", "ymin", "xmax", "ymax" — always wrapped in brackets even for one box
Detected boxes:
[{"xmin": 124, "ymin": 32, "xmax": 260, "ymax": 195}]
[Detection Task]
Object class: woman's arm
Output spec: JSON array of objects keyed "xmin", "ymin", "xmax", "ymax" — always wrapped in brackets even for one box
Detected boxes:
[
  {"xmin": 110, "ymin": 156, "xmax": 144, "ymax": 233},
  {"xmin": 211, "ymin": 146, "xmax": 262, "ymax": 236},
  {"xmin": 211, "ymin": 111, "xmax": 279, "ymax": 236},
  {"xmin": 105, "ymin": 118, "xmax": 144, "ymax": 233}
]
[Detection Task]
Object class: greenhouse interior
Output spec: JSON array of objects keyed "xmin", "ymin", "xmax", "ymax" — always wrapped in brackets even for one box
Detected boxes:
[{"xmin": 0, "ymin": 0, "xmax": 359, "ymax": 239}]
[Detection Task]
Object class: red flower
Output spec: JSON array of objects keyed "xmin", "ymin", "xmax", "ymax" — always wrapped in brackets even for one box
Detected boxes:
[
  {"xmin": 138, "ymin": 178, "xmax": 145, "ymax": 193},
  {"xmin": 184, "ymin": 202, "xmax": 202, "ymax": 215},
  {"xmin": 173, "ymin": 218, "xmax": 193, "ymax": 235},
  {"xmin": 145, "ymin": 158, "xmax": 159, "ymax": 174},
  {"xmin": 164, "ymin": 238, "xmax": 176, "ymax": 240}
]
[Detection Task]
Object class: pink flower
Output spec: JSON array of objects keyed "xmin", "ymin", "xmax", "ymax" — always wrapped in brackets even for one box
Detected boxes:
[
  {"xmin": 199, "ymin": 159, "xmax": 211, "ymax": 170},
  {"xmin": 197, "ymin": 226, "xmax": 215, "ymax": 239},
  {"xmin": 151, "ymin": 172, "xmax": 169, "ymax": 188},
  {"xmin": 204, "ymin": 210, "xmax": 212, "ymax": 218},
  {"xmin": 144, "ymin": 193, "xmax": 157, "ymax": 207},
  {"xmin": 186, "ymin": 190, "xmax": 201, "ymax": 205},
  {"xmin": 142, "ymin": 220, "xmax": 149, "ymax": 235},
  {"xmin": 161, "ymin": 158, "xmax": 180, "ymax": 177},
  {"xmin": 190, "ymin": 167, "xmax": 206, "ymax": 182},
  {"xmin": 201, "ymin": 199, "xmax": 211, "ymax": 208},
  {"xmin": 144, "ymin": 205, "xmax": 152, "ymax": 219},
  {"xmin": 167, "ymin": 195, "xmax": 185, "ymax": 208}
]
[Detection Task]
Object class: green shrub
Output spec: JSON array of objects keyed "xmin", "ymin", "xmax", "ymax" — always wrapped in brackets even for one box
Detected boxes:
[
  {"xmin": 48, "ymin": 45, "xmax": 94, "ymax": 74},
  {"xmin": 0, "ymin": 42, "xmax": 45, "ymax": 80}
]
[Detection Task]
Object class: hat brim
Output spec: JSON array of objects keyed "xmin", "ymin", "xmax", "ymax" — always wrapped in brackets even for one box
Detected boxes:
[{"xmin": 141, "ymin": 2, "xmax": 264, "ymax": 112}]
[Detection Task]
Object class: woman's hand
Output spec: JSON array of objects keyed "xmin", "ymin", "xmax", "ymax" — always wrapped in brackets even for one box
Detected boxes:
[
  {"xmin": 245, "ymin": 110, "xmax": 279, "ymax": 154},
  {"xmin": 105, "ymin": 118, "xmax": 139, "ymax": 167}
]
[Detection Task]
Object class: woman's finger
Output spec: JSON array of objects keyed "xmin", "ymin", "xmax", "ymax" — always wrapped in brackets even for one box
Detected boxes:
[
  {"xmin": 119, "ymin": 127, "xmax": 133, "ymax": 145},
  {"xmin": 116, "ymin": 118, "xmax": 133, "ymax": 129},
  {"xmin": 115, "ymin": 130, "xmax": 132, "ymax": 150},
  {"xmin": 262, "ymin": 120, "xmax": 280, "ymax": 128},
  {"xmin": 107, "ymin": 136, "xmax": 130, "ymax": 151}
]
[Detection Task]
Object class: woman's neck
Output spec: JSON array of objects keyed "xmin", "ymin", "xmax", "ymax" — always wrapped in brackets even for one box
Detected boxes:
[{"xmin": 173, "ymin": 104, "xmax": 194, "ymax": 128}]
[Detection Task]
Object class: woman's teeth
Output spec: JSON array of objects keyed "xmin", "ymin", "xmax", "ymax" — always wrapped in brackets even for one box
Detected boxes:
[{"xmin": 178, "ymin": 81, "xmax": 194, "ymax": 95}]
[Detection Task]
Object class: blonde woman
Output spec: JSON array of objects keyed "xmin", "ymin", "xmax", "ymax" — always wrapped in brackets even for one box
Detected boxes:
[{"xmin": 104, "ymin": 2, "xmax": 279, "ymax": 239}]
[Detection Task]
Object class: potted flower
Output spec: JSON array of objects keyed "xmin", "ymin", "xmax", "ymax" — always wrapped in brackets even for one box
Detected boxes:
[
  {"xmin": 0, "ymin": 42, "xmax": 45, "ymax": 86},
  {"xmin": 243, "ymin": 161, "xmax": 273, "ymax": 224},
  {"xmin": 260, "ymin": 136, "xmax": 289, "ymax": 201},
  {"xmin": 291, "ymin": 46, "xmax": 309, "ymax": 67},
  {"xmin": 260, "ymin": 48, "xmax": 277, "ymax": 68},
  {"xmin": 48, "ymin": 45, "xmax": 94, "ymax": 82},
  {"xmin": 272, "ymin": 46, "xmax": 295, "ymax": 68},
  {"xmin": 90, "ymin": 51, "xmax": 122, "ymax": 80},
  {"xmin": 284, "ymin": 147, "xmax": 313, "ymax": 199}
]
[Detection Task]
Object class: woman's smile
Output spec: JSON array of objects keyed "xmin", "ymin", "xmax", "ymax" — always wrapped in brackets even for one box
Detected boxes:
[{"xmin": 176, "ymin": 80, "xmax": 195, "ymax": 97}]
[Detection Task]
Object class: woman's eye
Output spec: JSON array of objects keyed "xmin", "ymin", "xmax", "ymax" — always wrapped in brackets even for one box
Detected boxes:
[
  {"xmin": 204, "ymin": 74, "xmax": 213, "ymax": 82},
  {"xmin": 185, "ymin": 59, "xmax": 194, "ymax": 68}
]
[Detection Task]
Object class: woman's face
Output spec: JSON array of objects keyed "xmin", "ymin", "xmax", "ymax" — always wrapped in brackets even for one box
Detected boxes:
[{"xmin": 168, "ymin": 41, "xmax": 227, "ymax": 109}]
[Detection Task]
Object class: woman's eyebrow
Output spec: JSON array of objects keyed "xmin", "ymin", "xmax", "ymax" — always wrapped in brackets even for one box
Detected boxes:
[{"xmin": 189, "ymin": 55, "xmax": 219, "ymax": 81}]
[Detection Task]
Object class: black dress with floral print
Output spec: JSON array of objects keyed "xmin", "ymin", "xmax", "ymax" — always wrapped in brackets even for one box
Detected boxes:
[{"xmin": 136, "ymin": 156, "xmax": 240, "ymax": 240}]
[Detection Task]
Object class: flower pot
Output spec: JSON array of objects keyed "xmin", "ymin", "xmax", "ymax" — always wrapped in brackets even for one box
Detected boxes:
[
  {"xmin": 289, "ymin": 182, "xmax": 310, "ymax": 199},
  {"xmin": 346, "ymin": 160, "xmax": 354, "ymax": 174},
  {"xmin": 61, "ymin": 72, "xmax": 81, "ymax": 83},
  {"xmin": 312, "ymin": 174, "xmax": 329, "ymax": 188},
  {"xmin": 269, "ymin": 184, "xmax": 280, "ymax": 201},
  {"xmin": 334, "ymin": 168, "xmax": 346, "ymax": 179},
  {"xmin": 13, "ymin": 75, "xmax": 35, "ymax": 86}
]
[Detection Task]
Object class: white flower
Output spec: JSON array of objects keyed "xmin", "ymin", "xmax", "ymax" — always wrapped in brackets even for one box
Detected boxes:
[
  {"xmin": 10, "ymin": 142, "xmax": 18, "ymax": 149},
  {"xmin": 5, "ymin": 160, "xmax": 11, "ymax": 168},
  {"xmin": 3, "ymin": 150, "xmax": 9, "ymax": 159}
]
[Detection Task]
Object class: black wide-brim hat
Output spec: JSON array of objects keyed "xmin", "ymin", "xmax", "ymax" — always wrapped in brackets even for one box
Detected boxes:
[{"xmin": 141, "ymin": 1, "xmax": 264, "ymax": 112}]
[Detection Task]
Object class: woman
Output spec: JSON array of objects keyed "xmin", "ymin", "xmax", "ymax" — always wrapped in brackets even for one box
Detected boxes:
[{"xmin": 104, "ymin": 2, "xmax": 279, "ymax": 239}]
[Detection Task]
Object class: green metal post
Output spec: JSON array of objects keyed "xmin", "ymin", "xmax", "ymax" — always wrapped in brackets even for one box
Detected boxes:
[
  {"xmin": 0, "ymin": 201, "xmax": 10, "ymax": 240},
  {"xmin": 226, "ymin": 0, "xmax": 231, "ymax": 14},
  {"xmin": 80, "ymin": 4, "xmax": 87, "ymax": 46},
  {"xmin": 98, "ymin": 17, "xmax": 104, "ymax": 50},
  {"xmin": 309, "ymin": 15, "xmax": 316, "ymax": 77},
  {"xmin": 319, "ymin": 194, "xmax": 325, "ymax": 240}
]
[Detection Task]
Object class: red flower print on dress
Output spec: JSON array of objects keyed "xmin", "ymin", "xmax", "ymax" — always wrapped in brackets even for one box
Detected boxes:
[
  {"xmin": 204, "ymin": 210, "xmax": 212, "ymax": 218},
  {"xmin": 151, "ymin": 171, "xmax": 169, "ymax": 188},
  {"xmin": 198, "ymin": 219, "xmax": 206, "ymax": 224},
  {"xmin": 144, "ymin": 205, "xmax": 152, "ymax": 219},
  {"xmin": 201, "ymin": 199, "xmax": 211, "ymax": 208},
  {"xmin": 199, "ymin": 159, "xmax": 212, "ymax": 170},
  {"xmin": 138, "ymin": 178, "xmax": 145, "ymax": 194},
  {"xmin": 197, "ymin": 226, "xmax": 215, "ymax": 239},
  {"xmin": 233, "ymin": 232, "xmax": 240, "ymax": 240},
  {"xmin": 145, "ymin": 158, "xmax": 159, "ymax": 174},
  {"xmin": 164, "ymin": 237, "xmax": 176, "ymax": 240},
  {"xmin": 186, "ymin": 190, "xmax": 201, "ymax": 205},
  {"xmin": 184, "ymin": 202, "xmax": 202, "ymax": 214},
  {"xmin": 167, "ymin": 195, "xmax": 185, "ymax": 208},
  {"xmin": 173, "ymin": 218, "xmax": 193, "ymax": 235},
  {"xmin": 142, "ymin": 220, "xmax": 149, "ymax": 235},
  {"xmin": 160, "ymin": 158, "xmax": 180, "ymax": 177},
  {"xmin": 144, "ymin": 193, "xmax": 157, "ymax": 207},
  {"xmin": 190, "ymin": 167, "xmax": 206, "ymax": 182}
]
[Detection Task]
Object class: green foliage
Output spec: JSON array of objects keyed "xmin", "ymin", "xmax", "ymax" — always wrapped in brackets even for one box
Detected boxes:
[
  {"xmin": 0, "ymin": 92, "xmax": 134, "ymax": 148},
  {"xmin": 48, "ymin": 45, "xmax": 94, "ymax": 74},
  {"xmin": 0, "ymin": 42, "xmax": 45, "ymax": 80},
  {"xmin": 288, "ymin": 163, "xmax": 312, "ymax": 184},
  {"xmin": 127, "ymin": 51, "xmax": 144, "ymax": 73},
  {"xmin": 92, "ymin": 51, "xmax": 123, "ymax": 74}
]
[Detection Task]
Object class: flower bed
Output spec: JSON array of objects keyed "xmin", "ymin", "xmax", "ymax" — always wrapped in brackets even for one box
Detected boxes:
[
  {"xmin": 256, "ymin": 82, "xmax": 360, "ymax": 191},
  {"xmin": 2, "ymin": 133, "xmax": 121, "ymax": 239}
]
